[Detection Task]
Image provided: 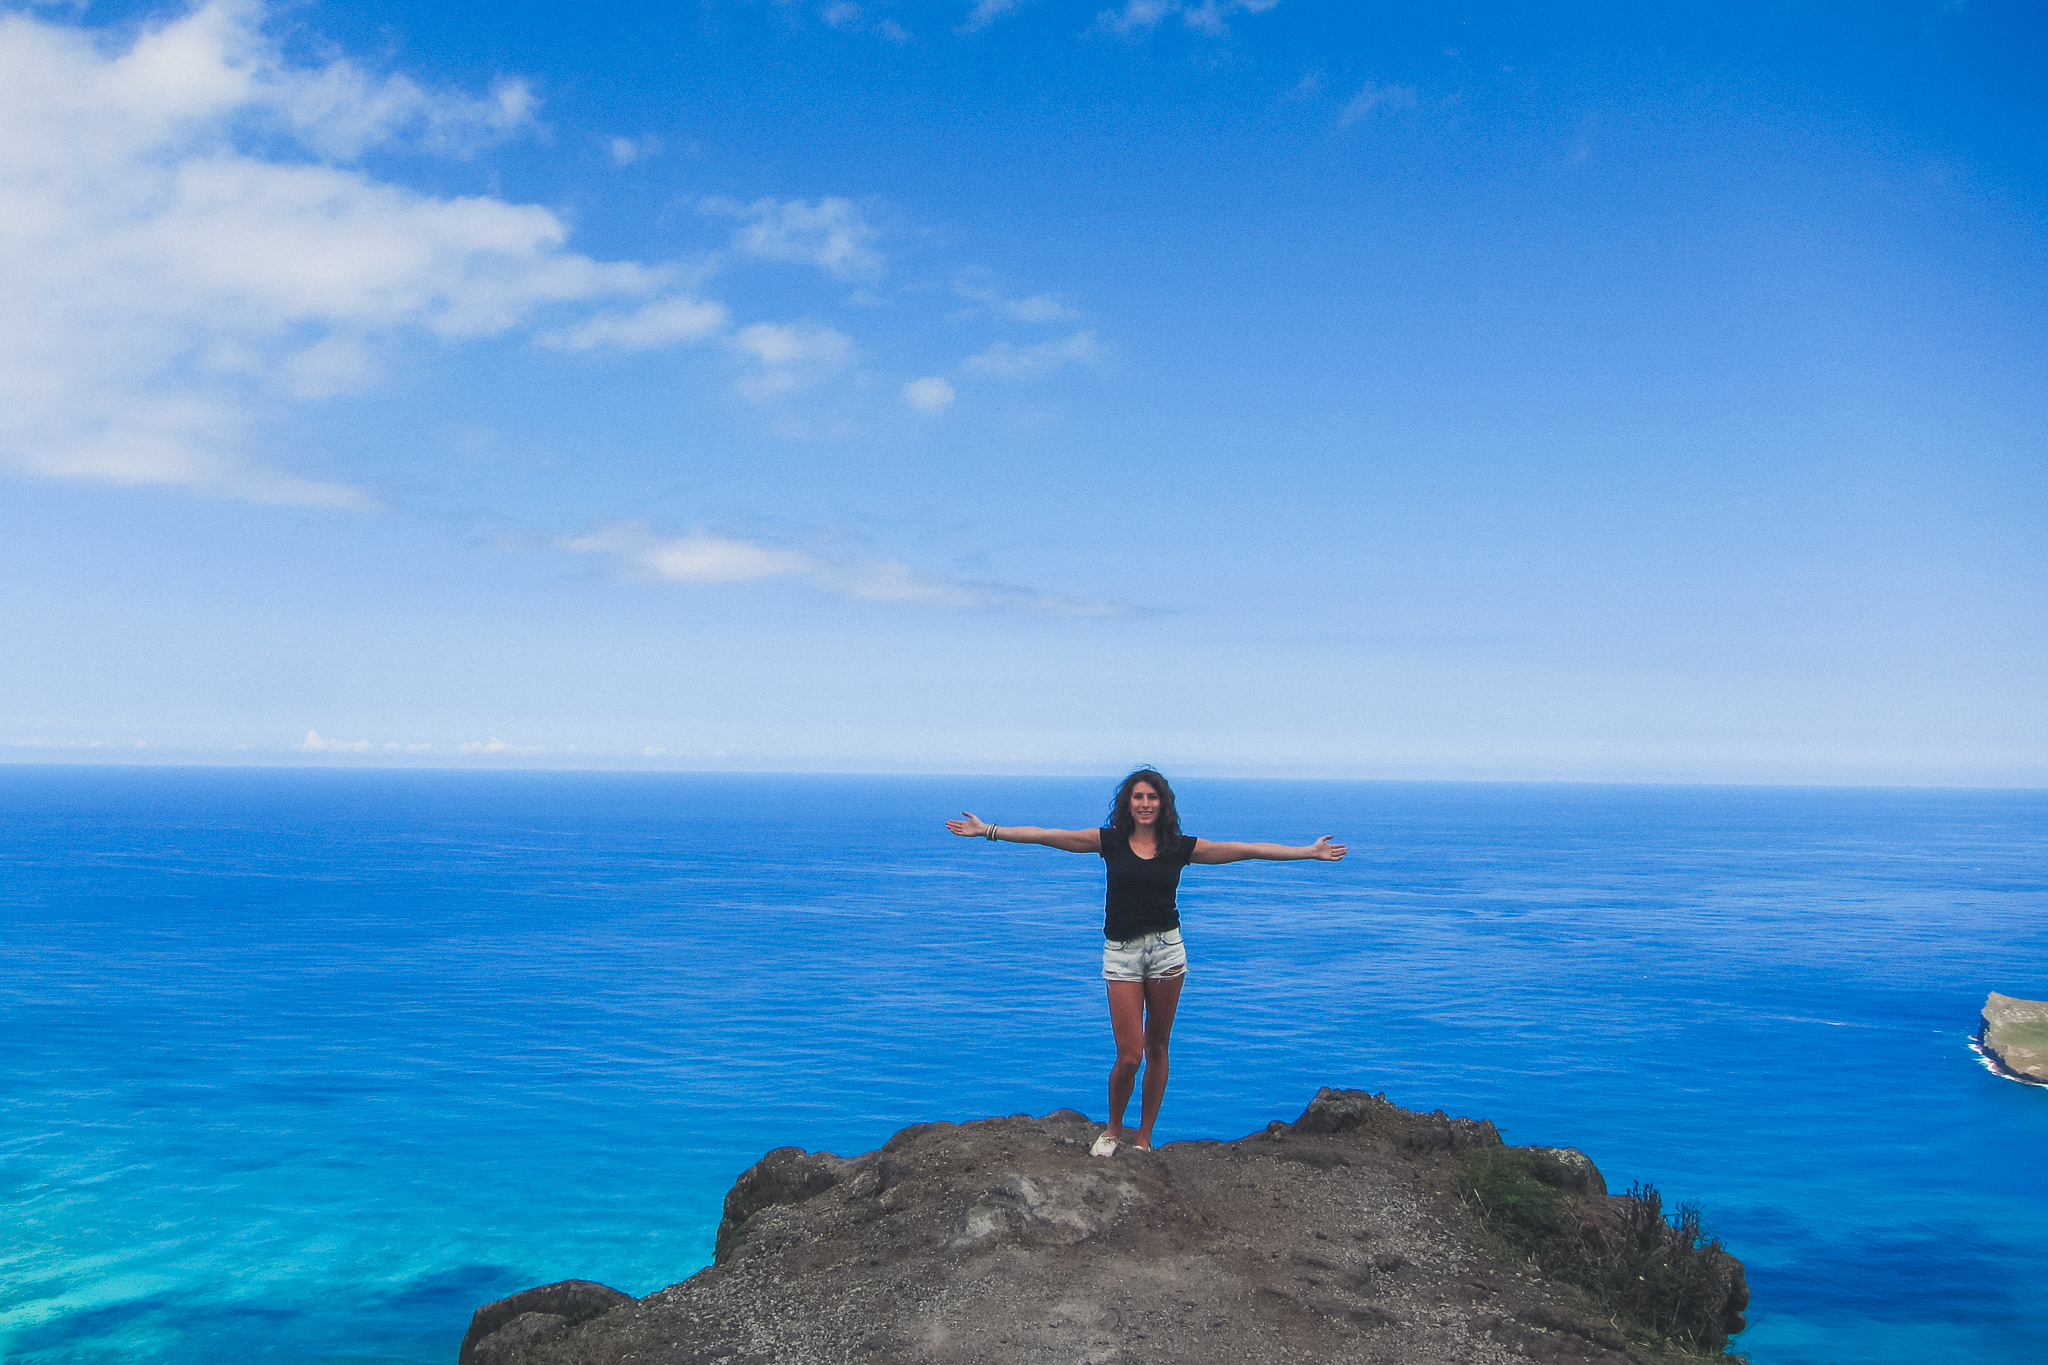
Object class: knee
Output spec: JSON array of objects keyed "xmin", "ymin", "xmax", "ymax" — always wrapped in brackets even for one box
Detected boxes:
[
  {"xmin": 1144, "ymin": 1041, "xmax": 1170, "ymax": 1067},
  {"xmin": 1113, "ymin": 1048, "xmax": 1144, "ymax": 1072}
]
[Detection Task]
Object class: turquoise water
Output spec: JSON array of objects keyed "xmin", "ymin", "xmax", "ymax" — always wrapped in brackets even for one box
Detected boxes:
[{"xmin": 1, "ymin": 767, "xmax": 2043, "ymax": 1364}]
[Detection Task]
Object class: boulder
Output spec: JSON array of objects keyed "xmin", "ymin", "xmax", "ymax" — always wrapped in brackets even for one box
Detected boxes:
[
  {"xmin": 459, "ymin": 1280, "xmax": 633, "ymax": 1365},
  {"xmin": 1292, "ymin": 1086, "xmax": 1504, "ymax": 1151},
  {"xmin": 1522, "ymin": 1147, "xmax": 1609, "ymax": 1199}
]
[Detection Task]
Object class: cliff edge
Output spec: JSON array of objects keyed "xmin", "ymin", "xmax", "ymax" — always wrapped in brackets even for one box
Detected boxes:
[
  {"xmin": 460, "ymin": 1090, "xmax": 1747, "ymax": 1365},
  {"xmin": 1980, "ymin": 992, "xmax": 2048, "ymax": 1084}
]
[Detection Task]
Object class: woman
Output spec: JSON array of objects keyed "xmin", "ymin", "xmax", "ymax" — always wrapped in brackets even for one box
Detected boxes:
[{"xmin": 946, "ymin": 769, "xmax": 1346, "ymax": 1156}]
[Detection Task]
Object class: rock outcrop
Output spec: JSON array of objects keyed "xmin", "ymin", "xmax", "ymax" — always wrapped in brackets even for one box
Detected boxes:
[
  {"xmin": 459, "ymin": 1280, "xmax": 633, "ymax": 1365},
  {"xmin": 461, "ymin": 1090, "xmax": 1747, "ymax": 1365},
  {"xmin": 1980, "ymin": 992, "xmax": 2048, "ymax": 1083}
]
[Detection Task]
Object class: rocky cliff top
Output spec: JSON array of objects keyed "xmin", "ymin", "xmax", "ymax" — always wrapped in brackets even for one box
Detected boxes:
[
  {"xmin": 460, "ymin": 1090, "xmax": 1747, "ymax": 1365},
  {"xmin": 1980, "ymin": 992, "xmax": 2048, "ymax": 1083}
]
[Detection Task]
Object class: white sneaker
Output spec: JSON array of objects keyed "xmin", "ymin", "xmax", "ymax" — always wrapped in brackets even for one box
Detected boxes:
[{"xmin": 1089, "ymin": 1130, "xmax": 1119, "ymax": 1157}]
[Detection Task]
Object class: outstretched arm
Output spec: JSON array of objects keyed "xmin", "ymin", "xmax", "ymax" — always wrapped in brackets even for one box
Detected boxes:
[
  {"xmin": 946, "ymin": 812, "xmax": 1102, "ymax": 854},
  {"xmin": 1191, "ymin": 836, "xmax": 1346, "ymax": 865}
]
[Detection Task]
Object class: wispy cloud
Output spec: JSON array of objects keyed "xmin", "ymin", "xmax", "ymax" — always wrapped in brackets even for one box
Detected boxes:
[
  {"xmin": 730, "ymin": 322, "xmax": 855, "ymax": 401},
  {"xmin": 964, "ymin": 330, "xmax": 1103, "ymax": 378},
  {"xmin": 818, "ymin": 3, "xmax": 911, "ymax": 41},
  {"xmin": 0, "ymin": 0, "xmax": 667, "ymax": 507},
  {"xmin": 903, "ymin": 376, "xmax": 956, "ymax": 412},
  {"xmin": 297, "ymin": 729, "xmax": 435, "ymax": 753},
  {"xmin": 1096, "ymin": 0, "xmax": 1280, "ymax": 37},
  {"xmin": 539, "ymin": 296, "xmax": 729, "ymax": 353},
  {"xmin": 1006, "ymin": 295, "xmax": 1079, "ymax": 322},
  {"xmin": 1283, "ymin": 69, "xmax": 1324, "ymax": 100},
  {"xmin": 955, "ymin": 275, "xmax": 1081, "ymax": 322},
  {"xmin": 279, "ymin": 336, "xmax": 377, "ymax": 399},
  {"xmin": 263, "ymin": 50, "xmax": 537, "ymax": 160},
  {"xmin": 957, "ymin": 0, "xmax": 1019, "ymax": 34},
  {"xmin": 1183, "ymin": 0, "xmax": 1281, "ymax": 34},
  {"xmin": 607, "ymin": 134, "xmax": 662, "ymax": 165},
  {"xmin": 1098, "ymin": 0, "xmax": 1174, "ymax": 33},
  {"xmin": 705, "ymin": 196, "xmax": 885, "ymax": 281},
  {"xmin": 1339, "ymin": 81, "xmax": 1418, "ymax": 126},
  {"xmin": 540, "ymin": 295, "xmax": 856, "ymax": 404},
  {"xmin": 459, "ymin": 737, "xmax": 540, "ymax": 754},
  {"xmin": 560, "ymin": 523, "xmax": 1133, "ymax": 616},
  {"xmin": 297, "ymin": 729, "xmax": 369, "ymax": 753}
]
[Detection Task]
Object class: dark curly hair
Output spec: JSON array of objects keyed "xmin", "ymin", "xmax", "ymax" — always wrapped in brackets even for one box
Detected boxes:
[{"xmin": 1108, "ymin": 768, "xmax": 1182, "ymax": 848}]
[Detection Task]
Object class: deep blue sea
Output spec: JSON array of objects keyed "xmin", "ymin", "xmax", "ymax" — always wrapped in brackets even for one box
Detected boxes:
[{"xmin": 1, "ymin": 768, "xmax": 2043, "ymax": 1365}]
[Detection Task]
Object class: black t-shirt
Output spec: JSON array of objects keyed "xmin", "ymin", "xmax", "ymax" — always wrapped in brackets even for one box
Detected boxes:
[{"xmin": 1099, "ymin": 826, "xmax": 1198, "ymax": 941}]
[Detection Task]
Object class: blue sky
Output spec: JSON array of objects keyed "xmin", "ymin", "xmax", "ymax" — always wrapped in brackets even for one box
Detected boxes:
[{"xmin": 2, "ymin": 0, "xmax": 2041, "ymax": 783}]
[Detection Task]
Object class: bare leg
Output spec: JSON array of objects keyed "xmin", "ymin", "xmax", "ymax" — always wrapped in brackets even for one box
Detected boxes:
[
  {"xmin": 1105, "ymin": 973, "xmax": 1185, "ymax": 1144},
  {"xmin": 1134, "ymin": 973, "xmax": 1184, "ymax": 1147},
  {"xmin": 1105, "ymin": 980, "xmax": 1146, "ymax": 1139}
]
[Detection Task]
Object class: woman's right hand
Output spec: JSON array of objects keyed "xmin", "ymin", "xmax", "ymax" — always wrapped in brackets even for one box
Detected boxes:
[{"xmin": 946, "ymin": 811, "xmax": 989, "ymax": 838}]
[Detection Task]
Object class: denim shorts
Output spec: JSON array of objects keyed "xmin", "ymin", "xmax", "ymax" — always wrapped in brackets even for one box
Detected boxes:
[{"xmin": 1102, "ymin": 928, "xmax": 1187, "ymax": 982}]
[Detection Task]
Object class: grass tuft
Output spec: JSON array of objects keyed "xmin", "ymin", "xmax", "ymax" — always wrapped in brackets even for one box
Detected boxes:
[{"xmin": 1458, "ymin": 1150, "xmax": 1746, "ymax": 1359}]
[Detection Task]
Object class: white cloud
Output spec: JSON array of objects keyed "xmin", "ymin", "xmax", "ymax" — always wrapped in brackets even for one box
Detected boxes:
[
  {"xmin": 1284, "ymin": 69, "xmax": 1325, "ymax": 100},
  {"xmin": 280, "ymin": 335, "xmax": 377, "ymax": 398},
  {"xmin": 544, "ymin": 303, "xmax": 861, "ymax": 399},
  {"xmin": 539, "ymin": 295, "xmax": 729, "ymax": 352},
  {"xmin": 963, "ymin": 330, "xmax": 1103, "ymax": 378},
  {"xmin": 816, "ymin": 4, "xmax": 912, "ymax": 41},
  {"xmin": 731, "ymin": 321, "xmax": 855, "ymax": 401},
  {"xmin": 1099, "ymin": 0, "xmax": 1175, "ymax": 33},
  {"xmin": 903, "ymin": 376, "xmax": 956, "ymax": 413},
  {"xmin": 459, "ymin": 737, "xmax": 540, "ymax": 754},
  {"xmin": 1183, "ymin": 0, "xmax": 1281, "ymax": 34},
  {"xmin": 1005, "ymin": 294, "xmax": 1079, "ymax": 322},
  {"xmin": 958, "ymin": 0, "xmax": 1019, "ymax": 34},
  {"xmin": 272, "ymin": 62, "xmax": 535, "ymax": 161},
  {"xmin": 0, "ymin": 1, "xmax": 667, "ymax": 506},
  {"xmin": 706, "ymin": 196, "xmax": 884, "ymax": 281},
  {"xmin": 955, "ymin": 276, "xmax": 1080, "ymax": 321},
  {"xmin": 734, "ymin": 322, "xmax": 852, "ymax": 368},
  {"xmin": 1096, "ymin": 0, "xmax": 1279, "ymax": 35},
  {"xmin": 297, "ymin": 728, "xmax": 369, "ymax": 752},
  {"xmin": 565, "ymin": 526, "xmax": 814, "ymax": 584},
  {"xmin": 607, "ymin": 134, "xmax": 662, "ymax": 165},
  {"xmin": 561, "ymin": 523, "xmax": 1131, "ymax": 616},
  {"xmin": 1340, "ymin": 81, "xmax": 1418, "ymax": 125}
]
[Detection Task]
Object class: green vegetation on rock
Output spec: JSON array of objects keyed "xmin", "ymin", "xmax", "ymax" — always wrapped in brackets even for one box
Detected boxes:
[
  {"xmin": 1981, "ymin": 993, "xmax": 2048, "ymax": 1083},
  {"xmin": 1458, "ymin": 1149, "xmax": 1747, "ymax": 1361}
]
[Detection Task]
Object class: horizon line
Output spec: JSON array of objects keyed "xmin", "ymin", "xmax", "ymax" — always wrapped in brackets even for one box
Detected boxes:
[{"xmin": 2, "ymin": 755, "xmax": 2043, "ymax": 793}]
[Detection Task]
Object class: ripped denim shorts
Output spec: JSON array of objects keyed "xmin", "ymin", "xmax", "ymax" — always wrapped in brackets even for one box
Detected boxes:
[{"xmin": 1102, "ymin": 928, "xmax": 1187, "ymax": 982}]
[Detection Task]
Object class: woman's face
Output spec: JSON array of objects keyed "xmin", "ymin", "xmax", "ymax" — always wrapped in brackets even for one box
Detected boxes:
[{"xmin": 1128, "ymin": 781, "xmax": 1161, "ymax": 828}]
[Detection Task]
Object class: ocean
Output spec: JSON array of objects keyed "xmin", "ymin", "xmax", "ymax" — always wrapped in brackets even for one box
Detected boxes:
[{"xmin": 0, "ymin": 766, "xmax": 2042, "ymax": 1364}]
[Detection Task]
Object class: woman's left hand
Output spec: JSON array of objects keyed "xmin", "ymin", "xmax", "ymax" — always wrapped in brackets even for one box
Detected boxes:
[{"xmin": 1309, "ymin": 836, "xmax": 1347, "ymax": 861}]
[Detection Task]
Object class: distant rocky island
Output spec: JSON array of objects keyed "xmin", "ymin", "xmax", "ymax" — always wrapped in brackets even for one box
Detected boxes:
[
  {"xmin": 1979, "ymin": 993, "xmax": 2048, "ymax": 1084},
  {"xmin": 459, "ymin": 1089, "xmax": 1749, "ymax": 1365}
]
